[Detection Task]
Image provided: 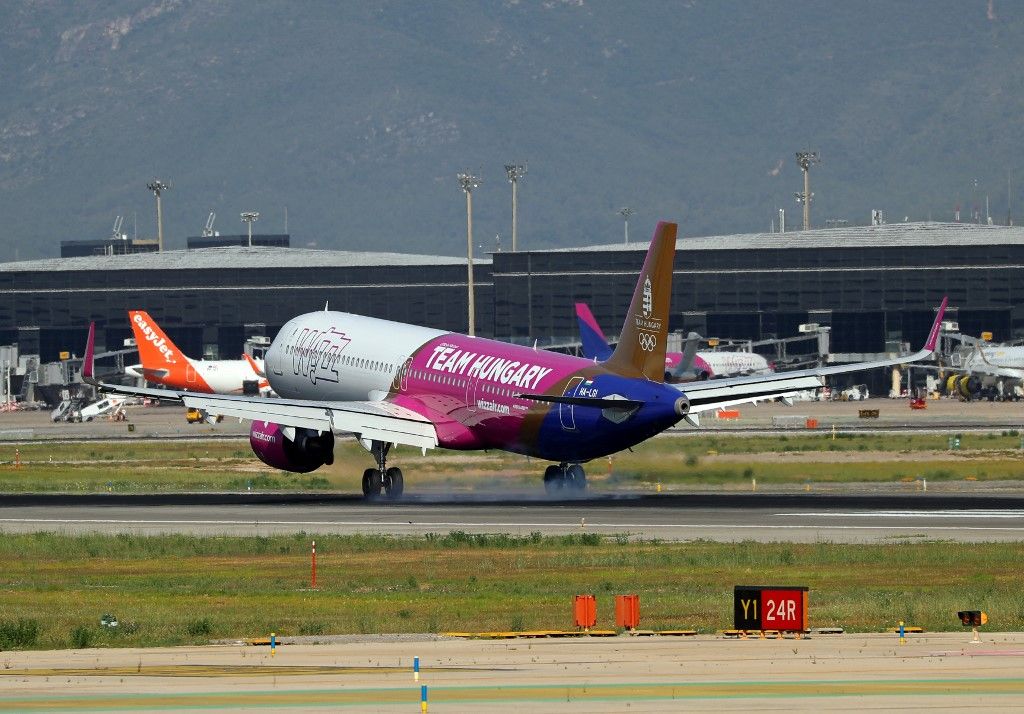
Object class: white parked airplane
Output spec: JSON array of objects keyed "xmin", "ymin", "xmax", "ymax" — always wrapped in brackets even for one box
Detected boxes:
[
  {"xmin": 941, "ymin": 342, "xmax": 1024, "ymax": 400},
  {"xmin": 125, "ymin": 310, "xmax": 270, "ymax": 395}
]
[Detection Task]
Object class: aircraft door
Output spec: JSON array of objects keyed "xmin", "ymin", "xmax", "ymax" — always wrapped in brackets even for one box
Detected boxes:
[
  {"xmin": 559, "ymin": 376, "xmax": 584, "ymax": 431},
  {"xmin": 270, "ymin": 342, "xmax": 284, "ymax": 376},
  {"xmin": 393, "ymin": 357, "xmax": 412, "ymax": 393},
  {"xmin": 466, "ymin": 377, "xmax": 478, "ymax": 412},
  {"xmin": 186, "ymin": 364, "xmax": 197, "ymax": 384}
]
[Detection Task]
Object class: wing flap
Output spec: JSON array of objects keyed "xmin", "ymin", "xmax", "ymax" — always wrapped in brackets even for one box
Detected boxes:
[
  {"xmin": 182, "ymin": 394, "xmax": 333, "ymax": 431},
  {"xmin": 683, "ymin": 375, "xmax": 824, "ymax": 413}
]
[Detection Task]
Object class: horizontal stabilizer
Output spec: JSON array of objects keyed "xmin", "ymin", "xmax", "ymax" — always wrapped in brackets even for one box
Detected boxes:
[{"xmin": 518, "ymin": 394, "xmax": 644, "ymax": 410}]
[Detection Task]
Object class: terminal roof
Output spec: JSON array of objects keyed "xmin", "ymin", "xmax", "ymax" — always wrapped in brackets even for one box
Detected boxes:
[
  {"xmin": 0, "ymin": 246, "xmax": 492, "ymax": 272},
  {"xmin": 553, "ymin": 221, "xmax": 1024, "ymax": 253}
]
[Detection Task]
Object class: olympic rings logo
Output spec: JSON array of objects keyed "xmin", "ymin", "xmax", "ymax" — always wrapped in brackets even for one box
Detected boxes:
[{"xmin": 638, "ymin": 332, "xmax": 657, "ymax": 352}]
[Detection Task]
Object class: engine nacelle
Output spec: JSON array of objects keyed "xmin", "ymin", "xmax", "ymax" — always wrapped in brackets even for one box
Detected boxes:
[{"xmin": 250, "ymin": 421, "xmax": 335, "ymax": 473}]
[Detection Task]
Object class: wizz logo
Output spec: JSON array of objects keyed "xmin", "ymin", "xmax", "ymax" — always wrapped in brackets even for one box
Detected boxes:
[{"xmin": 292, "ymin": 327, "xmax": 350, "ymax": 384}]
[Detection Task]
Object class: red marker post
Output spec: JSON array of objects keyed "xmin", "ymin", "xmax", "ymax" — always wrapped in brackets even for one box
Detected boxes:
[{"xmin": 311, "ymin": 540, "xmax": 317, "ymax": 590}]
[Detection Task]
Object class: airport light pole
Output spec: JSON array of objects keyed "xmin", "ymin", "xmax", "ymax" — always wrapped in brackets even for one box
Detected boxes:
[
  {"xmin": 458, "ymin": 172, "xmax": 481, "ymax": 336},
  {"xmin": 618, "ymin": 207, "xmax": 635, "ymax": 244},
  {"xmin": 504, "ymin": 164, "xmax": 526, "ymax": 252},
  {"xmin": 146, "ymin": 180, "xmax": 170, "ymax": 251},
  {"xmin": 794, "ymin": 151, "xmax": 819, "ymax": 230},
  {"xmin": 241, "ymin": 212, "xmax": 260, "ymax": 247}
]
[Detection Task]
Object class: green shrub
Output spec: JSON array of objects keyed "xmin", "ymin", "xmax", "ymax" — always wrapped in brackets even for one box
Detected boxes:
[
  {"xmin": 186, "ymin": 618, "xmax": 213, "ymax": 637},
  {"xmin": 0, "ymin": 618, "xmax": 40, "ymax": 649},
  {"xmin": 299, "ymin": 622, "xmax": 326, "ymax": 636},
  {"xmin": 71, "ymin": 625, "xmax": 93, "ymax": 649}
]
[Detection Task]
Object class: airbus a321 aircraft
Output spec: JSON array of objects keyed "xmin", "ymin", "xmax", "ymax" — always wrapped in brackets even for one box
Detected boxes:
[
  {"xmin": 84, "ymin": 222, "xmax": 946, "ymax": 499},
  {"xmin": 125, "ymin": 310, "xmax": 269, "ymax": 395}
]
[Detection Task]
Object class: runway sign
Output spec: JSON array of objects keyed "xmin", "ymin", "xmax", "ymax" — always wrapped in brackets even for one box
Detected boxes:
[{"xmin": 734, "ymin": 585, "xmax": 808, "ymax": 632}]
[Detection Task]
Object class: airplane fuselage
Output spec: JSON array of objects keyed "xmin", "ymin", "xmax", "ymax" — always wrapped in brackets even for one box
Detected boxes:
[
  {"xmin": 266, "ymin": 311, "xmax": 685, "ymax": 462},
  {"xmin": 127, "ymin": 358, "xmax": 265, "ymax": 394},
  {"xmin": 667, "ymin": 351, "xmax": 771, "ymax": 377}
]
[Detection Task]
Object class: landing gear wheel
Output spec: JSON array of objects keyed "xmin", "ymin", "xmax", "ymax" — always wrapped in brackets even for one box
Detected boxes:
[
  {"xmin": 543, "ymin": 465, "xmax": 564, "ymax": 495},
  {"xmin": 362, "ymin": 468, "xmax": 383, "ymax": 498},
  {"xmin": 566, "ymin": 464, "xmax": 587, "ymax": 492},
  {"xmin": 384, "ymin": 467, "xmax": 404, "ymax": 499}
]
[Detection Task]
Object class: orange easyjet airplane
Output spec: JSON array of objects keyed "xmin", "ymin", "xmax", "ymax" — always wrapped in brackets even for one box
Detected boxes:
[{"xmin": 125, "ymin": 310, "xmax": 270, "ymax": 395}]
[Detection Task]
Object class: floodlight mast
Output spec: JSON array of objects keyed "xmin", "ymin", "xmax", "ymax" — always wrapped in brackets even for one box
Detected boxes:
[
  {"xmin": 794, "ymin": 151, "xmax": 820, "ymax": 230},
  {"xmin": 618, "ymin": 207, "xmax": 635, "ymax": 244},
  {"xmin": 504, "ymin": 164, "xmax": 527, "ymax": 252},
  {"xmin": 240, "ymin": 212, "xmax": 260, "ymax": 247},
  {"xmin": 146, "ymin": 180, "xmax": 170, "ymax": 251},
  {"xmin": 458, "ymin": 172, "xmax": 481, "ymax": 336}
]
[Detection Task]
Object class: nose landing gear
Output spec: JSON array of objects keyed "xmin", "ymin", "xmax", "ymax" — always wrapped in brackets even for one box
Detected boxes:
[{"xmin": 543, "ymin": 463, "xmax": 587, "ymax": 495}]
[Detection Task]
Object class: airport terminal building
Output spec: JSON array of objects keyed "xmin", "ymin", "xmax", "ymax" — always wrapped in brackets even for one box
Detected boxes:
[
  {"xmin": 2, "ymin": 221, "xmax": 1022, "ymax": 371},
  {"xmin": 493, "ymin": 221, "xmax": 1024, "ymax": 354},
  {"xmin": 0, "ymin": 248, "xmax": 493, "ymax": 361}
]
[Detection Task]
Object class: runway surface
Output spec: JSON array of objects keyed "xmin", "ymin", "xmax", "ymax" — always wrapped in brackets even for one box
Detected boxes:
[
  {"xmin": 3, "ymin": 492, "xmax": 1024, "ymax": 542},
  {"xmin": 3, "ymin": 633, "xmax": 1024, "ymax": 712}
]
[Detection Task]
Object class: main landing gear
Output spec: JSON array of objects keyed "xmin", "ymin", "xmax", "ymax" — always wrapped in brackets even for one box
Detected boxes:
[
  {"xmin": 361, "ymin": 440, "xmax": 404, "ymax": 500},
  {"xmin": 543, "ymin": 463, "xmax": 587, "ymax": 495}
]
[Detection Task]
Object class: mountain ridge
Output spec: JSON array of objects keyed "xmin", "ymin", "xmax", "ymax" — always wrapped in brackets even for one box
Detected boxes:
[{"xmin": 0, "ymin": 0, "xmax": 1021, "ymax": 261}]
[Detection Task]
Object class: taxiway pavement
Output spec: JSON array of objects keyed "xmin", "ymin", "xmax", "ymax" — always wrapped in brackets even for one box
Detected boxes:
[{"xmin": 2, "ymin": 632, "xmax": 1023, "ymax": 712}]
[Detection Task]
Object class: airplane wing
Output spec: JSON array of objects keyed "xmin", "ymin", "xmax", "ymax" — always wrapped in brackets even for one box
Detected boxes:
[
  {"xmin": 81, "ymin": 325, "xmax": 437, "ymax": 450},
  {"xmin": 182, "ymin": 391, "xmax": 437, "ymax": 449},
  {"xmin": 676, "ymin": 298, "xmax": 948, "ymax": 416},
  {"xmin": 971, "ymin": 344, "xmax": 1024, "ymax": 379}
]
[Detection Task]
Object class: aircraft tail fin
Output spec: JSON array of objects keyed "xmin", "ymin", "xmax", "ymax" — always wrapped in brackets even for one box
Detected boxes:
[
  {"xmin": 671, "ymin": 331, "xmax": 703, "ymax": 378},
  {"xmin": 605, "ymin": 221, "xmax": 677, "ymax": 381},
  {"xmin": 924, "ymin": 297, "xmax": 948, "ymax": 353},
  {"xmin": 82, "ymin": 322, "xmax": 96, "ymax": 383},
  {"xmin": 129, "ymin": 311, "xmax": 185, "ymax": 373},
  {"xmin": 244, "ymin": 353, "xmax": 266, "ymax": 378},
  {"xmin": 575, "ymin": 303, "xmax": 614, "ymax": 361}
]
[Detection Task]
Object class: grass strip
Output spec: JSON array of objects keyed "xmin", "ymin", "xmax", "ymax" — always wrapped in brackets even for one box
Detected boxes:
[
  {"xmin": 0, "ymin": 532, "xmax": 1020, "ymax": 649},
  {"xmin": 2, "ymin": 431, "xmax": 1024, "ymax": 492}
]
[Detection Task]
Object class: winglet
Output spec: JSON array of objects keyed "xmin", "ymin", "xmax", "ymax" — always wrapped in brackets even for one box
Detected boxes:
[
  {"xmin": 82, "ymin": 322, "xmax": 96, "ymax": 383},
  {"xmin": 924, "ymin": 297, "xmax": 948, "ymax": 353}
]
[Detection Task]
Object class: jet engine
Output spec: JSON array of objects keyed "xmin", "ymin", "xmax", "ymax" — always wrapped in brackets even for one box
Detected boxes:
[
  {"xmin": 250, "ymin": 421, "xmax": 335, "ymax": 473},
  {"xmin": 945, "ymin": 374, "xmax": 982, "ymax": 399}
]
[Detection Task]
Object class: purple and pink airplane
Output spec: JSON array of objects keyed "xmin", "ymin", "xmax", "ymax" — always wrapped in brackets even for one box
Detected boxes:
[{"xmin": 84, "ymin": 222, "xmax": 946, "ymax": 499}]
